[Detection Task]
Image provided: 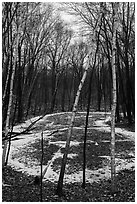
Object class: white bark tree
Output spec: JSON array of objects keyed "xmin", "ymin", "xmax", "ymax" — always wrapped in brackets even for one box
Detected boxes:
[
  {"xmin": 2, "ymin": 15, "xmax": 20, "ymax": 167},
  {"xmin": 56, "ymin": 56, "xmax": 90, "ymax": 196},
  {"xmin": 110, "ymin": 2, "xmax": 119, "ymax": 194}
]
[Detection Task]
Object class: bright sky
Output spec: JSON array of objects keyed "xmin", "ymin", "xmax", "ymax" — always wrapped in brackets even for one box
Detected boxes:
[
  {"xmin": 53, "ymin": 2, "xmax": 79, "ymax": 28},
  {"xmin": 52, "ymin": 2, "xmax": 83, "ymax": 43}
]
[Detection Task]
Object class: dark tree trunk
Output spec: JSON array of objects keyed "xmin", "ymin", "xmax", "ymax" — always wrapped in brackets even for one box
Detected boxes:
[
  {"xmin": 82, "ymin": 69, "xmax": 94, "ymax": 188},
  {"xmin": 124, "ymin": 51, "xmax": 132, "ymax": 124},
  {"xmin": 17, "ymin": 44, "xmax": 23, "ymax": 122},
  {"xmin": 61, "ymin": 74, "xmax": 66, "ymax": 112},
  {"xmin": 116, "ymin": 48, "xmax": 127, "ymax": 118},
  {"xmin": 116, "ymin": 72, "xmax": 120, "ymax": 122},
  {"xmin": 97, "ymin": 66, "xmax": 102, "ymax": 111},
  {"xmin": 50, "ymin": 61, "xmax": 56, "ymax": 112}
]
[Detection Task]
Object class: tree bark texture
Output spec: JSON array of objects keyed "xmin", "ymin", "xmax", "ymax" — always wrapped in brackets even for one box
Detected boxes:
[
  {"xmin": 111, "ymin": 2, "xmax": 119, "ymax": 194},
  {"xmin": 2, "ymin": 20, "xmax": 19, "ymax": 167},
  {"xmin": 56, "ymin": 57, "xmax": 90, "ymax": 196}
]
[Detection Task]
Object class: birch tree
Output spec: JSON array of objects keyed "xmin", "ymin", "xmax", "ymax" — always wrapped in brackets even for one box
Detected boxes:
[
  {"xmin": 110, "ymin": 2, "xmax": 119, "ymax": 194},
  {"xmin": 56, "ymin": 55, "xmax": 90, "ymax": 196},
  {"xmin": 82, "ymin": 13, "xmax": 103, "ymax": 188},
  {"xmin": 2, "ymin": 2, "xmax": 19, "ymax": 126},
  {"xmin": 2, "ymin": 11, "xmax": 20, "ymax": 167}
]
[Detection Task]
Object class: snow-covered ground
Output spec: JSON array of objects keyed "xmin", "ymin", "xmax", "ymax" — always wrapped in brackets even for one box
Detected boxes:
[
  {"xmin": 8, "ymin": 112, "xmax": 135, "ymax": 184},
  {"xmin": 93, "ymin": 118, "xmax": 135, "ymax": 141}
]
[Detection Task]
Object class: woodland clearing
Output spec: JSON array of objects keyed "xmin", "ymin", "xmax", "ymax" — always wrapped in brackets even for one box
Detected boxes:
[{"xmin": 2, "ymin": 111, "xmax": 135, "ymax": 202}]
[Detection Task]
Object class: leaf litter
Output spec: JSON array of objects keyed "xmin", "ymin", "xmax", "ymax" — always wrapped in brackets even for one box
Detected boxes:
[{"xmin": 3, "ymin": 111, "xmax": 135, "ymax": 201}]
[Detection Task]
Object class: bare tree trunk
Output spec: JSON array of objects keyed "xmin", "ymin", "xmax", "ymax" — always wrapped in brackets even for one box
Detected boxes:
[
  {"xmin": 111, "ymin": 2, "xmax": 119, "ymax": 194},
  {"xmin": 5, "ymin": 98, "xmax": 17, "ymax": 165},
  {"xmin": 2, "ymin": 17, "xmax": 19, "ymax": 167},
  {"xmin": 61, "ymin": 73, "xmax": 66, "ymax": 112},
  {"xmin": 25, "ymin": 73, "xmax": 38, "ymax": 117},
  {"xmin": 56, "ymin": 57, "xmax": 90, "ymax": 196},
  {"xmin": 50, "ymin": 74, "xmax": 60, "ymax": 113},
  {"xmin": 82, "ymin": 25, "xmax": 101, "ymax": 188},
  {"xmin": 17, "ymin": 44, "xmax": 23, "ymax": 122},
  {"xmin": 116, "ymin": 72, "xmax": 120, "ymax": 122},
  {"xmin": 97, "ymin": 64, "xmax": 102, "ymax": 111},
  {"xmin": 82, "ymin": 69, "xmax": 94, "ymax": 188},
  {"xmin": 2, "ymin": 50, "xmax": 18, "ymax": 167},
  {"xmin": 2, "ymin": 62, "xmax": 11, "ymax": 106}
]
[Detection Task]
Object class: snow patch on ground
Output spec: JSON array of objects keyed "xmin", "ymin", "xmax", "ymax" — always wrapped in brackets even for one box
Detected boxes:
[
  {"xmin": 49, "ymin": 140, "xmax": 81, "ymax": 147},
  {"xmin": 93, "ymin": 118, "xmax": 135, "ymax": 141},
  {"xmin": 8, "ymin": 112, "xmax": 135, "ymax": 184}
]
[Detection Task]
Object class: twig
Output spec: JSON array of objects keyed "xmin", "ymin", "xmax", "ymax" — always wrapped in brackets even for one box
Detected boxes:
[{"xmin": 2, "ymin": 115, "xmax": 44, "ymax": 141}]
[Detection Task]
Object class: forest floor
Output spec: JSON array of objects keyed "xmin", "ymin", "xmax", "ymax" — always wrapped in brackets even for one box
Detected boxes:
[{"xmin": 2, "ymin": 112, "xmax": 135, "ymax": 202}]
